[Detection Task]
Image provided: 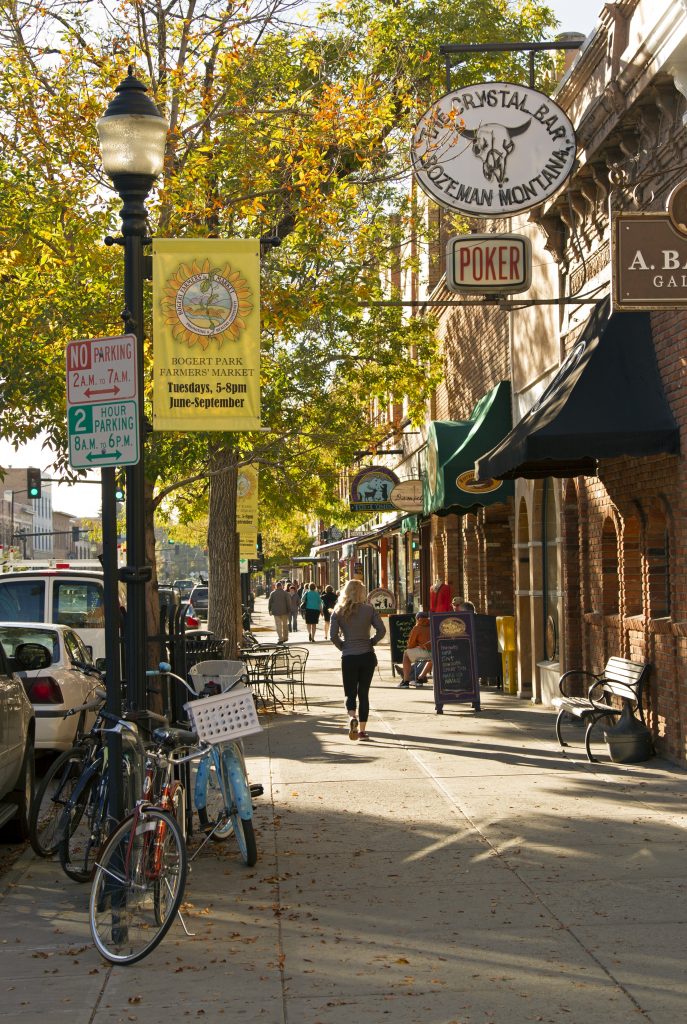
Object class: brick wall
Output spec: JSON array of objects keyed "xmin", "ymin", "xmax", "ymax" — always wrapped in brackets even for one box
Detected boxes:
[
  {"xmin": 433, "ymin": 285, "xmax": 509, "ymax": 421},
  {"xmin": 566, "ymin": 308, "xmax": 687, "ymax": 759}
]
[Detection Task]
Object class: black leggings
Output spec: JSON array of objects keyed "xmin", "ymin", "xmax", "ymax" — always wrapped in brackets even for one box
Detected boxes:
[{"xmin": 342, "ymin": 651, "xmax": 377, "ymax": 721}]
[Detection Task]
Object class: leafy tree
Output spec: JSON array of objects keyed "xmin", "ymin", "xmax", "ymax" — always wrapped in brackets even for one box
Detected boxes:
[{"xmin": 0, "ymin": 0, "xmax": 557, "ymax": 655}]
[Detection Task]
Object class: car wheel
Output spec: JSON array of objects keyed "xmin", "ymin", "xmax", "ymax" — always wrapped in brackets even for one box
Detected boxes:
[{"xmin": 8, "ymin": 736, "xmax": 35, "ymax": 843}]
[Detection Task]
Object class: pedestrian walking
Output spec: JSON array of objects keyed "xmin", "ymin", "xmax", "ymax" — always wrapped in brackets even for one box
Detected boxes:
[
  {"xmin": 267, "ymin": 580, "xmax": 290, "ymax": 644},
  {"xmin": 329, "ymin": 579, "xmax": 386, "ymax": 741},
  {"xmin": 301, "ymin": 582, "xmax": 323, "ymax": 642},
  {"xmin": 398, "ymin": 610, "xmax": 432, "ymax": 688},
  {"xmin": 321, "ymin": 584, "xmax": 337, "ymax": 640},
  {"xmin": 287, "ymin": 583, "xmax": 300, "ymax": 633}
]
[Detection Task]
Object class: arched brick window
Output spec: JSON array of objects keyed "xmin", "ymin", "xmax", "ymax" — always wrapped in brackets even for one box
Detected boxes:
[
  {"xmin": 646, "ymin": 501, "xmax": 670, "ymax": 618},
  {"xmin": 602, "ymin": 517, "xmax": 619, "ymax": 615},
  {"xmin": 623, "ymin": 514, "xmax": 642, "ymax": 617}
]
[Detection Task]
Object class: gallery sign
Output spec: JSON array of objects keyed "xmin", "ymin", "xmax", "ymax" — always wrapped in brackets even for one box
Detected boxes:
[
  {"xmin": 412, "ymin": 82, "xmax": 576, "ymax": 217},
  {"xmin": 446, "ymin": 234, "xmax": 531, "ymax": 294},
  {"xmin": 613, "ymin": 207, "xmax": 687, "ymax": 310},
  {"xmin": 349, "ymin": 466, "xmax": 400, "ymax": 512}
]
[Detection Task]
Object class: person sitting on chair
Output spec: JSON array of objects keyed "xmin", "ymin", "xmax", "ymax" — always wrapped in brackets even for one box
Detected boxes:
[{"xmin": 399, "ymin": 610, "xmax": 432, "ymax": 688}]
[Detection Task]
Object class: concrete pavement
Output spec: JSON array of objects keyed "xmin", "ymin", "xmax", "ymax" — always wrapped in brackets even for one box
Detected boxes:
[{"xmin": 2, "ymin": 596, "xmax": 687, "ymax": 1023}]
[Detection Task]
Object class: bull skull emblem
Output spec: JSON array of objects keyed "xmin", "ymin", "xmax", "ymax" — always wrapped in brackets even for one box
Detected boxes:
[{"xmin": 462, "ymin": 120, "xmax": 531, "ymax": 185}]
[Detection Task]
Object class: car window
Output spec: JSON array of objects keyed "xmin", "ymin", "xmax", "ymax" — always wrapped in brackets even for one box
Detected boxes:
[
  {"xmin": 71, "ymin": 632, "xmax": 93, "ymax": 665},
  {"xmin": 53, "ymin": 580, "xmax": 105, "ymax": 629},
  {"xmin": 63, "ymin": 630, "xmax": 83, "ymax": 665},
  {"xmin": 192, "ymin": 588, "xmax": 208, "ymax": 600},
  {"xmin": 0, "ymin": 579, "xmax": 46, "ymax": 621},
  {"xmin": 0, "ymin": 642, "xmax": 8, "ymax": 675},
  {"xmin": 0, "ymin": 626, "xmax": 60, "ymax": 664}
]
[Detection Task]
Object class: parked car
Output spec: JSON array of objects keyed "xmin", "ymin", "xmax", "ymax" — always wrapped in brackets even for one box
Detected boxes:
[
  {"xmin": 0, "ymin": 569, "xmax": 109, "ymax": 662},
  {"xmin": 158, "ymin": 587, "xmax": 199, "ymax": 629},
  {"xmin": 172, "ymin": 579, "xmax": 195, "ymax": 601},
  {"xmin": 189, "ymin": 584, "xmax": 208, "ymax": 619},
  {"xmin": 0, "ymin": 640, "xmax": 35, "ymax": 840},
  {"xmin": 0, "ymin": 623, "xmax": 102, "ymax": 752}
]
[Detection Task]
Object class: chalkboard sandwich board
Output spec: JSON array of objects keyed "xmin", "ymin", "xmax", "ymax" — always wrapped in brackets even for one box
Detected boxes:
[
  {"xmin": 430, "ymin": 613, "xmax": 481, "ymax": 713},
  {"xmin": 389, "ymin": 613, "xmax": 415, "ymax": 677}
]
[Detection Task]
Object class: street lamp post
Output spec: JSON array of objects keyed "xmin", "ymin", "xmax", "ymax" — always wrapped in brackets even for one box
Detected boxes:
[{"xmin": 97, "ymin": 69, "xmax": 168, "ymax": 716}]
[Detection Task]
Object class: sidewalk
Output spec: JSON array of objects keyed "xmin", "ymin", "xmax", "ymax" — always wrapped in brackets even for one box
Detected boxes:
[{"xmin": 2, "ymin": 597, "xmax": 687, "ymax": 1023}]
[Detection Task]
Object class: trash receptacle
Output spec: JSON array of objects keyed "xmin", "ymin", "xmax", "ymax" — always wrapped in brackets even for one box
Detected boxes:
[{"xmin": 496, "ymin": 616, "xmax": 517, "ymax": 695}]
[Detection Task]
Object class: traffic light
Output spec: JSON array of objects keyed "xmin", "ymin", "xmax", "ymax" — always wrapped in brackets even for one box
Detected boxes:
[
  {"xmin": 71, "ymin": 526, "xmax": 80, "ymax": 543},
  {"xmin": 27, "ymin": 467, "xmax": 41, "ymax": 499},
  {"xmin": 114, "ymin": 480, "xmax": 125, "ymax": 502},
  {"xmin": 256, "ymin": 533, "xmax": 263, "ymax": 554}
]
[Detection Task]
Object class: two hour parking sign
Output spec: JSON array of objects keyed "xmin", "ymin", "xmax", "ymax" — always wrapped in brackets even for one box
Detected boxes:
[{"xmin": 66, "ymin": 335, "xmax": 140, "ymax": 468}]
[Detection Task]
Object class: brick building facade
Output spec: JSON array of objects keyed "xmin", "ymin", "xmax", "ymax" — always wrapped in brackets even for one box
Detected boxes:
[
  {"xmin": 410, "ymin": 0, "xmax": 687, "ymax": 764},
  {"xmin": 474, "ymin": 0, "xmax": 687, "ymax": 763}
]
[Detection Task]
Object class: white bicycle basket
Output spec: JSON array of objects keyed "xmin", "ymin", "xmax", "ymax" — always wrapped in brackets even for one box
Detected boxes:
[
  {"xmin": 184, "ymin": 685, "xmax": 262, "ymax": 744},
  {"xmin": 188, "ymin": 659, "xmax": 248, "ymax": 695}
]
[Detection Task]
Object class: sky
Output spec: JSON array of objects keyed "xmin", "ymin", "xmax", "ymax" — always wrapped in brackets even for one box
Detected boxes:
[
  {"xmin": 1, "ymin": 0, "xmax": 604, "ymax": 519},
  {"xmin": 549, "ymin": 0, "xmax": 603, "ymax": 37}
]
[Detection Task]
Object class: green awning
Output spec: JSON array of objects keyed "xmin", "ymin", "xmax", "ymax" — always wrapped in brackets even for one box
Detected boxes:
[
  {"xmin": 401, "ymin": 515, "xmax": 418, "ymax": 534},
  {"xmin": 423, "ymin": 381, "xmax": 514, "ymax": 516}
]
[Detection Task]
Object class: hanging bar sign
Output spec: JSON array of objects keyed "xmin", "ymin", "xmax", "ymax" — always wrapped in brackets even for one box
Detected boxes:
[{"xmin": 446, "ymin": 234, "xmax": 532, "ymax": 294}]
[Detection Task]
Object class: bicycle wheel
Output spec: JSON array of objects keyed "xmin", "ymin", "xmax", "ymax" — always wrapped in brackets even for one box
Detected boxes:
[
  {"xmin": 169, "ymin": 781, "xmax": 186, "ymax": 838},
  {"xmin": 90, "ymin": 807, "xmax": 187, "ymax": 965},
  {"xmin": 30, "ymin": 747, "xmax": 85, "ymax": 857},
  {"xmin": 225, "ymin": 746, "xmax": 257, "ymax": 867},
  {"xmin": 59, "ymin": 773, "xmax": 109, "ymax": 882},
  {"xmin": 202, "ymin": 752, "xmax": 233, "ymax": 843}
]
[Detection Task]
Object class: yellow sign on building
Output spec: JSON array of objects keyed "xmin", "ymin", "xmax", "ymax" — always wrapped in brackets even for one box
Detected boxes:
[{"xmin": 152, "ymin": 239, "xmax": 260, "ymax": 431}]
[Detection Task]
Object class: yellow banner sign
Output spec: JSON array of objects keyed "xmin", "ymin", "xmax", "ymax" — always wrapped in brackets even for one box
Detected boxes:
[
  {"xmin": 240, "ymin": 534, "xmax": 258, "ymax": 559},
  {"xmin": 237, "ymin": 465, "xmax": 258, "ymax": 532},
  {"xmin": 152, "ymin": 238, "xmax": 261, "ymax": 431},
  {"xmin": 237, "ymin": 465, "xmax": 258, "ymax": 559}
]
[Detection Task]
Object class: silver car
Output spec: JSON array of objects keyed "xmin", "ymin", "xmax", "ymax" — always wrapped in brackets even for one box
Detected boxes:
[{"xmin": 0, "ymin": 639, "xmax": 35, "ymax": 840}]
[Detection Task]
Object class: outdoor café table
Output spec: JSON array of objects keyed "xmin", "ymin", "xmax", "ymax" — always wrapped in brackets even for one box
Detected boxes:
[{"xmin": 240, "ymin": 647, "xmax": 285, "ymax": 712}]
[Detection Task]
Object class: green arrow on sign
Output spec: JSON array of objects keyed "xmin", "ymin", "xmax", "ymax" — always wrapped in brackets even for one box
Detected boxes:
[{"xmin": 86, "ymin": 450, "xmax": 123, "ymax": 462}]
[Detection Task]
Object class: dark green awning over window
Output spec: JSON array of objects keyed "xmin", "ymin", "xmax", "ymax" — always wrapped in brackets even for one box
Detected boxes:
[
  {"xmin": 423, "ymin": 381, "xmax": 514, "ymax": 516},
  {"xmin": 401, "ymin": 515, "xmax": 418, "ymax": 534}
]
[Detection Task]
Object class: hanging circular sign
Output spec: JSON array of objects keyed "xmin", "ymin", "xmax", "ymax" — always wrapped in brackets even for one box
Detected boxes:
[
  {"xmin": 349, "ymin": 466, "xmax": 399, "ymax": 512},
  {"xmin": 368, "ymin": 587, "xmax": 396, "ymax": 614},
  {"xmin": 667, "ymin": 180, "xmax": 687, "ymax": 236},
  {"xmin": 390, "ymin": 480, "xmax": 423, "ymax": 512},
  {"xmin": 455, "ymin": 470, "xmax": 503, "ymax": 494},
  {"xmin": 411, "ymin": 82, "xmax": 576, "ymax": 217}
]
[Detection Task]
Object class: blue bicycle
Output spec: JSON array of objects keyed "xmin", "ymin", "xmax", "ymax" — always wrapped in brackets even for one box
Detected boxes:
[{"xmin": 160, "ymin": 662, "xmax": 263, "ymax": 867}]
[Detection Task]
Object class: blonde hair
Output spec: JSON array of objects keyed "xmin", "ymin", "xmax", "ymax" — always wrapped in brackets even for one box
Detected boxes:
[{"xmin": 333, "ymin": 579, "xmax": 368, "ymax": 620}]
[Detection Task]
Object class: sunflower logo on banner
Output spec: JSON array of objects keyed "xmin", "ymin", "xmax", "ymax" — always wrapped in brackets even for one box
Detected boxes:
[
  {"xmin": 161, "ymin": 261, "xmax": 252, "ymax": 348},
  {"xmin": 153, "ymin": 239, "xmax": 261, "ymax": 431}
]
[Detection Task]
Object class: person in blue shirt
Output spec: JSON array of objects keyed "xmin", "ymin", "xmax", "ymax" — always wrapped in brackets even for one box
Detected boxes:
[{"xmin": 302, "ymin": 582, "xmax": 323, "ymax": 642}]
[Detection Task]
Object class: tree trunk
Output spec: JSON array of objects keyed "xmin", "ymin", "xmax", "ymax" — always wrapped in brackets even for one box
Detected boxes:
[{"xmin": 207, "ymin": 440, "xmax": 242, "ymax": 655}]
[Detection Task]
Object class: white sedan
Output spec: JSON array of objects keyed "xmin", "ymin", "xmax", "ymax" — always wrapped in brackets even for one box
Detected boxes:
[{"xmin": 0, "ymin": 623, "xmax": 102, "ymax": 751}]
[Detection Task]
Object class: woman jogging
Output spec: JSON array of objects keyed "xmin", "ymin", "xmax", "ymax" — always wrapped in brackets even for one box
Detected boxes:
[{"xmin": 329, "ymin": 579, "xmax": 386, "ymax": 741}]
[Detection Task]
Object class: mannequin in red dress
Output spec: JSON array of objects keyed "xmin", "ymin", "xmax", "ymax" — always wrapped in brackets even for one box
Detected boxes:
[{"xmin": 429, "ymin": 579, "xmax": 452, "ymax": 613}]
